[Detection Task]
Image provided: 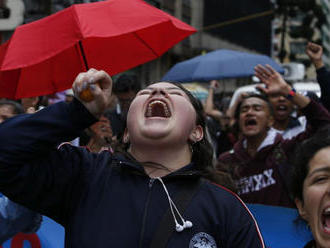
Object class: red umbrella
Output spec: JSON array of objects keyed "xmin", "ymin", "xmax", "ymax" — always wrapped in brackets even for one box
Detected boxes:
[{"xmin": 0, "ymin": 0, "xmax": 196, "ymax": 99}]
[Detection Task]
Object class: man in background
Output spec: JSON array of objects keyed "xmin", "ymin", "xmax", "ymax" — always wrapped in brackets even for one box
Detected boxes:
[{"xmin": 104, "ymin": 74, "xmax": 141, "ymax": 142}]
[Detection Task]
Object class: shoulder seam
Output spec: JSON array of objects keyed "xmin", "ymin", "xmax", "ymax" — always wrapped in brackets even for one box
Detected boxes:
[{"xmin": 210, "ymin": 182, "xmax": 266, "ymax": 248}]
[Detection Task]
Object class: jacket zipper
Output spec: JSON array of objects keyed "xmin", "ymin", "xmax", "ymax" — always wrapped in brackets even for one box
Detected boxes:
[{"xmin": 138, "ymin": 178, "xmax": 155, "ymax": 248}]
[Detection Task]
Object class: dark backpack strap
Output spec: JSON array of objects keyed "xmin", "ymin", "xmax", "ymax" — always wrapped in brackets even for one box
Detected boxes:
[{"xmin": 150, "ymin": 178, "xmax": 203, "ymax": 248}]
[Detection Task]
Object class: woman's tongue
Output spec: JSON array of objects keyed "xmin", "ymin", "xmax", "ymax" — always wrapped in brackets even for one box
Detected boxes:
[
  {"xmin": 323, "ymin": 212, "xmax": 330, "ymax": 233},
  {"xmin": 152, "ymin": 105, "xmax": 166, "ymax": 117},
  {"xmin": 326, "ymin": 216, "xmax": 330, "ymax": 227}
]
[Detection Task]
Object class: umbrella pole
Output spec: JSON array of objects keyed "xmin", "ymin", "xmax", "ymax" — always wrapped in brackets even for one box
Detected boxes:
[
  {"xmin": 77, "ymin": 40, "xmax": 95, "ymax": 102},
  {"xmin": 78, "ymin": 40, "xmax": 89, "ymax": 71}
]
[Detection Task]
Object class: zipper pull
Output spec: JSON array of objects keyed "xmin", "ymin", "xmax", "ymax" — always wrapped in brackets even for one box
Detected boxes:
[{"xmin": 149, "ymin": 178, "xmax": 155, "ymax": 188}]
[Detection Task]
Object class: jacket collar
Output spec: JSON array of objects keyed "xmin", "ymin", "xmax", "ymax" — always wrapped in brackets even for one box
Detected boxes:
[
  {"xmin": 233, "ymin": 129, "xmax": 284, "ymax": 161},
  {"xmin": 112, "ymin": 152, "xmax": 202, "ymax": 179}
]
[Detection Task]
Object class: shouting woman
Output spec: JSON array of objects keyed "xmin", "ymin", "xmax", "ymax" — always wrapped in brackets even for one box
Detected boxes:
[
  {"xmin": 0, "ymin": 69, "xmax": 264, "ymax": 247},
  {"xmin": 291, "ymin": 126, "xmax": 330, "ymax": 248}
]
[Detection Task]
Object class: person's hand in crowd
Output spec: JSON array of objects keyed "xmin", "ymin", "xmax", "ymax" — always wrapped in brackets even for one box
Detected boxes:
[
  {"xmin": 226, "ymin": 91, "xmax": 248, "ymax": 127},
  {"xmin": 305, "ymin": 42, "xmax": 324, "ymax": 69},
  {"xmin": 91, "ymin": 116, "xmax": 113, "ymax": 144},
  {"xmin": 254, "ymin": 64, "xmax": 291, "ymax": 96},
  {"xmin": 255, "ymin": 64, "xmax": 310, "ymax": 108},
  {"xmin": 237, "ymin": 92, "xmax": 249, "ymax": 103},
  {"xmin": 210, "ymin": 80, "xmax": 219, "ymax": 90},
  {"xmin": 73, "ymin": 68, "xmax": 113, "ymax": 119},
  {"xmin": 87, "ymin": 115, "xmax": 114, "ymax": 152},
  {"xmin": 205, "ymin": 80, "xmax": 223, "ymax": 120},
  {"xmin": 21, "ymin": 97, "xmax": 39, "ymax": 113}
]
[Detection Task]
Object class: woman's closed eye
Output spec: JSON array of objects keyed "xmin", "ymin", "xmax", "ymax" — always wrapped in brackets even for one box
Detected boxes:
[
  {"xmin": 169, "ymin": 90, "xmax": 184, "ymax": 96},
  {"xmin": 137, "ymin": 90, "xmax": 151, "ymax": 95},
  {"xmin": 312, "ymin": 175, "xmax": 329, "ymax": 184}
]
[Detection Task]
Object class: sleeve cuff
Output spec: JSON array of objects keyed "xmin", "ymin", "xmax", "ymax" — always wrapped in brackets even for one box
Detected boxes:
[{"xmin": 68, "ymin": 98, "xmax": 99, "ymax": 129}]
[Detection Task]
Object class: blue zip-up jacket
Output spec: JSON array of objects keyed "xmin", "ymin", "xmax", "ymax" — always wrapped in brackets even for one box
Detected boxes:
[{"xmin": 0, "ymin": 99, "xmax": 264, "ymax": 247}]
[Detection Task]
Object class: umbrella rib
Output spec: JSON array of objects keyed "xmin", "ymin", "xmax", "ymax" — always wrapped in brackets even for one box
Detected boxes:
[
  {"xmin": 78, "ymin": 41, "xmax": 89, "ymax": 70},
  {"xmin": 132, "ymin": 32, "xmax": 160, "ymax": 58}
]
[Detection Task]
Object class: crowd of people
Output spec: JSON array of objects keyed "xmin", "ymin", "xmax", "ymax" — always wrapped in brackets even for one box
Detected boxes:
[{"xmin": 0, "ymin": 42, "xmax": 330, "ymax": 247}]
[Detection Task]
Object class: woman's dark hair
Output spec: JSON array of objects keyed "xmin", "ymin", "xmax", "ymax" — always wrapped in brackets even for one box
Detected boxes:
[
  {"xmin": 290, "ymin": 125, "xmax": 330, "ymax": 202},
  {"xmin": 168, "ymin": 82, "xmax": 213, "ymax": 167},
  {"xmin": 168, "ymin": 82, "xmax": 236, "ymax": 191}
]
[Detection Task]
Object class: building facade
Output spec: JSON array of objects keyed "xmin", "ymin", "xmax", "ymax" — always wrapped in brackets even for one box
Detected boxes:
[
  {"xmin": 272, "ymin": 0, "xmax": 330, "ymax": 79},
  {"xmin": 320, "ymin": 0, "xmax": 330, "ymax": 68}
]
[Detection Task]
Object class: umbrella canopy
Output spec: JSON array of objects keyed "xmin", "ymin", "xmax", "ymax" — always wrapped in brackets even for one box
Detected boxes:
[
  {"xmin": 161, "ymin": 49, "xmax": 284, "ymax": 83},
  {"xmin": 0, "ymin": 0, "xmax": 196, "ymax": 99}
]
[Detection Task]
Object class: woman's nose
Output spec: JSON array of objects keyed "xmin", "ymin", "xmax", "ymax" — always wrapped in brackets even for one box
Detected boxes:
[{"xmin": 151, "ymin": 88, "xmax": 167, "ymax": 96}]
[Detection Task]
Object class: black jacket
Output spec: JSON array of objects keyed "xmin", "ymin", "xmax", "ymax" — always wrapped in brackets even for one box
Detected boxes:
[{"xmin": 0, "ymin": 99, "xmax": 265, "ymax": 247}]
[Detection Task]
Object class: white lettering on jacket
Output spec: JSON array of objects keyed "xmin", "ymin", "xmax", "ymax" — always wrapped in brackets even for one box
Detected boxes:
[{"xmin": 236, "ymin": 169, "xmax": 276, "ymax": 194}]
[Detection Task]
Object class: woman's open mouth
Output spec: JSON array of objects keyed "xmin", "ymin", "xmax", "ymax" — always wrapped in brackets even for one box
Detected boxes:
[
  {"xmin": 322, "ymin": 207, "xmax": 330, "ymax": 234},
  {"xmin": 145, "ymin": 99, "xmax": 171, "ymax": 118}
]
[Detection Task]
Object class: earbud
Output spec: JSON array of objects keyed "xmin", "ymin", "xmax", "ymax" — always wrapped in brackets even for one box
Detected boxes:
[
  {"xmin": 184, "ymin": 220, "xmax": 193, "ymax": 228},
  {"xmin": 176, "ymin": 224, "xmax": 184, "ymax": 232},
  {"xmin": 175, "ymin": 220, "xmax": 193, "ymax": 232}
]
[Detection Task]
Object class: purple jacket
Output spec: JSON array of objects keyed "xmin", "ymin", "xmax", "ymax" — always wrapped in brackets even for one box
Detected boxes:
[{"xmin": 218, "ymin": 100, "xmax": 330, "ymax": 208}]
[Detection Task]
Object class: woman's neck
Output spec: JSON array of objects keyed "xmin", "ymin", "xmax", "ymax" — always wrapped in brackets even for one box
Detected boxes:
[{"xmin": 128, "ymin": 144, "xmax": 192, "ymax": 178}]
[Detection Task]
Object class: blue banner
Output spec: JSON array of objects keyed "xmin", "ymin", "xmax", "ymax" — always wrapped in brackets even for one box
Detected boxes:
[
  {"xmin": 247, "ymin": 204, "xmax": 313, "ymax": 248},
  {"xmin": 1, "ymin": 217, "xmax": 64, "ymax": 248}
]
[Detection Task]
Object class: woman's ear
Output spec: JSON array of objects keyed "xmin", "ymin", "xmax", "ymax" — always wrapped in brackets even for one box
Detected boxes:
[
  {"xmin": 123, "ymin": 128, "xmax": 129, "ymax": 144},
  {"xmin": 295, "ymin": 198, "xmax": 309, "ymax": 222},
  {"xmin": 189, "ymin": 125, "xmax": 203, "ymax": 143}
]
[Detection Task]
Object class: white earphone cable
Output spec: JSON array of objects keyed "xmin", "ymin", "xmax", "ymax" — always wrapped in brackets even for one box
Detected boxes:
[{"xmin": 155, "ymin": 177, "xmax": 193, "ymax": 232}]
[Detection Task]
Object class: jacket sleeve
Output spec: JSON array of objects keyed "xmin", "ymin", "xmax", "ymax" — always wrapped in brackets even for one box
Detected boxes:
[
  {"xmin": 316, "ymin": 66, "xmax": 330, "ymax": 111},
  {"xmin": 224, "ymin": 194, "xmax": 265, "ymax": 248},
  {"xmin": 0, "ymin": 99, "xmax": 99, "ymax": 225},
  {"xmin": 208, "ymin": 183, "xmax": 265, "ymax": 248},
  {"xmin": 282, "ymin": 99, "xmax": 330, "ymax": 153}
]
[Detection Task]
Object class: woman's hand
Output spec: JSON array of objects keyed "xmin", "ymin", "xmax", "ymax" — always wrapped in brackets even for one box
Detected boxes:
[{"xmin": 72, "ymin": 68, "xmax": 112, "ymax": 119}]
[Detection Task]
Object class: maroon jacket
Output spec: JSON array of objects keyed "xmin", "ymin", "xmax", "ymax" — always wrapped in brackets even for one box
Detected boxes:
[{"xmin": 218, "ymin": 100, "xmax": 330, "ymax": 208}]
